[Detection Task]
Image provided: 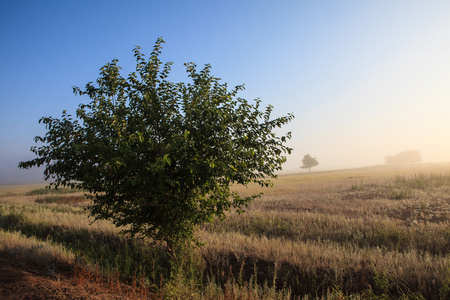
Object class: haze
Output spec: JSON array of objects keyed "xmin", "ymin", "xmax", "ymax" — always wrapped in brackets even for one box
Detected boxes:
[{"xmin": 1, "ymin": 1, "xmax": 450, "ymax": 185}]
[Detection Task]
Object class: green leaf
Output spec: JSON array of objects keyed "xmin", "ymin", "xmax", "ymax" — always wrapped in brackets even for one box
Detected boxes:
[{"xmin": 18, "ymin": 38, "xmax": 294, "ymax": 252}]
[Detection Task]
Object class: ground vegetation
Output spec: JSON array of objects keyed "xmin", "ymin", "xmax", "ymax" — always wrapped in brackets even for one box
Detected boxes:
[{"xmin": 1, "ymin": 164, "xmax": 449, "ymax": 299}]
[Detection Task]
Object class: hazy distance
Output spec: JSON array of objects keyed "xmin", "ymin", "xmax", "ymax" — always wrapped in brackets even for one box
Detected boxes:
[{"xmin": 1, "ymin": 1, "xmax": 450, "ymax": 185}]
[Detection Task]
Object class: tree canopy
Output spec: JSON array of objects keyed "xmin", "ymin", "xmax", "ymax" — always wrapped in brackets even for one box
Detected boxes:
[
  {"xmin": 301, "ymin": 154, "xmax": 319, "ymax": 172},
  {"xmin": 19, "ymin": 38, "xmax": 294, "ymax": 251},
  {"xmin": 385, "ymin": 150, "xmax": 422, "ymax": 165}
]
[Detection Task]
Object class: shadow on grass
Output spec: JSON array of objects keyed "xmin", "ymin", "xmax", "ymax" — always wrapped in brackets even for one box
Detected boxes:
[
  {"xmin": 0, "ymin": 212, "xmax": 172, "ymax": 289},
  {"xmin": 1, "ymin": 212, "xmax": 446, "ymax": 299}
]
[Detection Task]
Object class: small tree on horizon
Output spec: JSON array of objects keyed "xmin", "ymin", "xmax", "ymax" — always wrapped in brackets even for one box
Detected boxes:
[
  {"xmin": 301, "ymin": 154, "xmax": 319, "ymax": 172},
  {"xmin": 18, "ymin": 38, "xmax": 294, "ymax": 253}
]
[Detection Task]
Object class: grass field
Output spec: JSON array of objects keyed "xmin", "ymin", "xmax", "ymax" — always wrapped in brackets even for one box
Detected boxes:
[{"xmin": 1, "ymin": 163, "xmax": 449, "ymax": 299}]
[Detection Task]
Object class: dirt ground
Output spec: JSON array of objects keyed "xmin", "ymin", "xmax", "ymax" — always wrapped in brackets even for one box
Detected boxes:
[{"xmin": 0, "ymin": 254, "xmax": 154, "ymax": 300}]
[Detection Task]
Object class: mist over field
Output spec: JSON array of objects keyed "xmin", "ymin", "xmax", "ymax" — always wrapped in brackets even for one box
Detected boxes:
[
  {"xmin": 1, "ymin": 1, "xmax": 450, "ymax": 184},
  {"xmin": 1, "ymin": 3, "xmax": 450, "ymax": 298}
]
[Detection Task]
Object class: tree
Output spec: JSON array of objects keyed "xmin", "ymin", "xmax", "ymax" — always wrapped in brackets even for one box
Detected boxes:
[
  {"xmin": 385, "ymin": 150, "xmax": 422, "ymax": 165},
  {"xmin": 18, "ymin": 38, "xmax": 294, "ymax": 252},
  {"xmin": 301, "ymin": 154, "xmax": 319, "ymax": 172}
]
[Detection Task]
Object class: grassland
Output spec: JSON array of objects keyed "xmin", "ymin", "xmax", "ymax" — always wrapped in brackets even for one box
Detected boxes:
[{"xmin": 1, "ymin": 163, "xmax": 449, "ymax": 299}]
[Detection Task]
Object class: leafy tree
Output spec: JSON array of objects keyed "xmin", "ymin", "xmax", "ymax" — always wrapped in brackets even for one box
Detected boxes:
[
  {"xmin": 301, "ymin": 154, "xmax": 319, "ymax": 172},
  {"xmin": 19, "ymin": 38, "xmax": 294, "ymax": 252},
  {"xmin": 385, "ymin": 150, "xmax": 422, "ymax": 165}
]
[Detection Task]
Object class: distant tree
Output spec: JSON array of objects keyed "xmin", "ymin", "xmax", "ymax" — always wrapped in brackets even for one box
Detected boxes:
[
  {"xmin": 18, "ymin": 38, "xmax": 294, "ymax": 253},
  {"xmin": 301, "ymin": 154, "xmax": 319, "ymax": 172},
  {"xmin": 385, "ymin": 150, "xmax": 422, "ymax": 165}
]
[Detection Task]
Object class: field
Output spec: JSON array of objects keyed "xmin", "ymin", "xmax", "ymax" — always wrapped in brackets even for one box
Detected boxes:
[{"xmin": 1, "ymin": 163, "xmax": 449, "ymax": 299}]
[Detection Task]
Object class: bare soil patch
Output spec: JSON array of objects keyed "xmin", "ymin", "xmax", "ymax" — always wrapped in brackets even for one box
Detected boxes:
[{"xmin": 0, "ymin": 254, "xmax": 153, "ymax": 300}]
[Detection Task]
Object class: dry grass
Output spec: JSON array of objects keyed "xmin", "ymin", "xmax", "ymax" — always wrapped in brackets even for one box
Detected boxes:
[
  {"xmin": 1, "ymin": 163, "xmax": 450, "ymax": 299},
  {"xmin": 211, "ymin": 163, "xmax": 450, "ymax": 298},
  {"xmin": 0, "ymin": 229, "xmax": 74, "ymax": 267}
]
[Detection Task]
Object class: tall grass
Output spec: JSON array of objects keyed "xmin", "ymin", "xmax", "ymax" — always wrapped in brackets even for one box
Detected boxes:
[
  {"xmin": 0, "ymin": 229, "xmax": 73, "ymax": 266},
  {"xmin": 0, "ymin": 165, "xmax": 449, "ymax": 299},
  {"xmin": 203, "ymin": 210, "xmax": 450, "ymax": 255}
]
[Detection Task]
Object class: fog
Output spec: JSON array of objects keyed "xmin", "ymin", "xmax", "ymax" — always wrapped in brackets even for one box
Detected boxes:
[{"xmin": 2, "ymin": 1, "xmax": 450, "ymax": 185}]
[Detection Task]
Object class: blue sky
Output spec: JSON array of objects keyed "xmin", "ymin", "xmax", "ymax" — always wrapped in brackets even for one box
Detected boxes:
[{"xmin": 1, "ymin": 0, "xmax": 450, "ymax": 184}]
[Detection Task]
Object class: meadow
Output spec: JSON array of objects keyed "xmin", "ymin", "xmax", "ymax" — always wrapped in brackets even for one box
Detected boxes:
[{"xmin": 0, "ymin": 163, "xmax": 449, "ymax": 299}]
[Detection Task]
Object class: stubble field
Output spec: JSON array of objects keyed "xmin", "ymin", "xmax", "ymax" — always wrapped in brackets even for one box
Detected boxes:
[{"xmin": 1, "ymin": 163, "xmax": 449, "ymax": 299}]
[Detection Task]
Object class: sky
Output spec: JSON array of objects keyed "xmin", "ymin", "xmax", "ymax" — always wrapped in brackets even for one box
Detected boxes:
[{"xmin": 1, "ymin": 0, "xmax": 450, "ymax": 184}]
